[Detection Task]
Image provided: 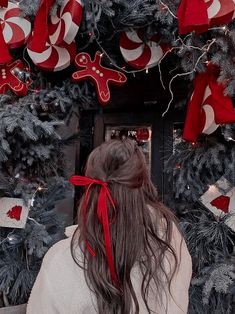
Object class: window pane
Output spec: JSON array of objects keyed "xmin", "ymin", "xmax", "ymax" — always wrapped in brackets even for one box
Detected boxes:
[{"xmin": 105, "ymin": 126, "xmax": 152, "ymax": 170}]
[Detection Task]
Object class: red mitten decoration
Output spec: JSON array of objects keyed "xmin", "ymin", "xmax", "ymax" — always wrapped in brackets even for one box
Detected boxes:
[
  {"xmin": 183, "ymin": 63, "xmax": 235, "ymax": 142},
  {"xmin": 7, "ymin": 205, "xmax": 22, "ymax": 221},
  {"xmin": 0, "ymin": 60, "xmax": 31, "ymax": 97},
  {"xmin": 210, "ymin": 195, "xmax": 230, "ymax": 213},
  {"xmin": 72, "ymin": 52, "xmax": 127, "ymax": 105}
]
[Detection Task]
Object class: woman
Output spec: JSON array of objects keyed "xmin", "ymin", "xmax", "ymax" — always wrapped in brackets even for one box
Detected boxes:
[{"xmin": 27, "ymin": 139, "xmax": 192, "ymax": 314}]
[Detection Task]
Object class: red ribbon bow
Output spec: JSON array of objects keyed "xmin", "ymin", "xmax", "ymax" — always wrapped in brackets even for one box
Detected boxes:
[{"xmin": 69, "ymin": 175, "xmax": 119, "ymax": 287}]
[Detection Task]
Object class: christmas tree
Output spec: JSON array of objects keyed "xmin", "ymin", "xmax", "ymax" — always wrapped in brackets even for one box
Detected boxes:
[{"xmin": 0, "ymin": 0, "xmax": 235, "ymax": 312}]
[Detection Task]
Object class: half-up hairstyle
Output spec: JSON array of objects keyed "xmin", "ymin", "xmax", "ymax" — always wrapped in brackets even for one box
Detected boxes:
[{"xmin": 71, "ymin": 139, "xmax": 178, "ymax": 314}]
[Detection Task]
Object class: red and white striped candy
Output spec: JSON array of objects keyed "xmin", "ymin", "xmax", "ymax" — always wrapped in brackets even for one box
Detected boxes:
[
  {"xmin": 201, "ymin": 86, "xmax": 219, "ymax": 135},
  {"xmin": 49, "ymin": 0, "xmax": 83, "ymax": 46},
  {"xmin": 120, "ymin": 30, "xmax": 168, "ymax": 70},
  {"xmin": 27, "ymin": 41, "xmax": 76, "ymax": 72},
  {"xmin": 0, "ymin": 2, "xmax": 31, "ymax": 49},
  {"xmin": 205, "ymin": 0, "xmax": 235, "ymax": 26}
]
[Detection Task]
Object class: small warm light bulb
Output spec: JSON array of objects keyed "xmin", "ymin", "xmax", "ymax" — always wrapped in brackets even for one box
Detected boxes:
[
  {"xmin": 38, "ymin": 186, "xmax": 43, "ymax": 191},
  {"xmin": 146, "ymin": 68, "xmax": 149, "ymax": 74}
]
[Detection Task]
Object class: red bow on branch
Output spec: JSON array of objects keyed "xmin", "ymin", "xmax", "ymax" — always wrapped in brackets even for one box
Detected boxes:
[
  {"xmin": 28, "ymin": 0, "xmax": 55, "ymax": 52},
  {"xmin": 69, "ymin": 175, "xmax": 120, "ymax": 287}
]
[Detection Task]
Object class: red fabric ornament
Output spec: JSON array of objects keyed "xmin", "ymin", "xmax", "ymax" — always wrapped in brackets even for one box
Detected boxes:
[
  {"xmin": 177, "ymin": 0, "xmax": 209, "ymax": 34},
  {"xmin": 183, "ymin": 63, "xmax": 235, "ymax": 142},
  {"xmin": 177, "ymin": 0, "xmax": 235, "ymax": 35},
  {"xmin": 0, "ymin": 60, "xmax": 31, "ymax": 97},
  {"xmin": 72, "ymin": 52, "xmax": 127, "ymax": 105},
  {"xmin": 0, "ymin": 0, "xmax": 7, "ymax": 8},
  {"xmin": 29, "ymin": 0, "xmax": 55, "ymax": 53},
  {"xmin": 136, "ymin": 128, "xmax": 150, "ymax": 141},
  {"xmin": 69, "ymin": 175, "xmax": 120, "ymax": 288},
  {"xmin": 210, "ymin": 195, "xmax": 230, "ymax": 213},
  {"xmin": 7, "ymin": 205, "xmax": 22, "ymax": 221}
]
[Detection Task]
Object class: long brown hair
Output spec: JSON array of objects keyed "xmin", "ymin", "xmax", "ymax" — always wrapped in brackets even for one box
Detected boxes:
[{"xmin": 71, "ymin": 139, "xmax": 178, "ymax": 313}]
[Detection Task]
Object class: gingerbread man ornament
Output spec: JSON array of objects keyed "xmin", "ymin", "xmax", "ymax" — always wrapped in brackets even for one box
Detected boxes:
[
  {"xmin": 0, "ymin": 60, "xmax": 31, "ymax": 97},
  {"xmin": 72, "ymin": 51, "xmax": 127, "ymax": 105}
]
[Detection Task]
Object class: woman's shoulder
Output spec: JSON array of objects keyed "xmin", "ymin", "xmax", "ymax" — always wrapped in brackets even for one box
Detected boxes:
[{"xmin": 42, "ymin": 225, "xmax": 78, "ymax": 270}]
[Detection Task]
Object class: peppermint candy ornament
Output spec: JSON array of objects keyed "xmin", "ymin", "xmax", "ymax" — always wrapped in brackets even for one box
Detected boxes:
[
  {"xmin": 0, "ymin": 1, "xmax": 31, "ymax": 49},
  {"xmin": 120, "ymin": 30, "xmax": 168, "ymax": 70},
  {"xmin": 27, "ymin": 41, "xmax": 76, "ymax": 72},
  {"xmin": 49, "ymin": 0, "xmax": 83, "ymax": 45}
]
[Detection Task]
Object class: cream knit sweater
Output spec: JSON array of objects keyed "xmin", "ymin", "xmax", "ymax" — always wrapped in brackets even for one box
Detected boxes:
[{"xmin": 27, "ymin": 223, "xmax": 192, "ymax": 314}]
